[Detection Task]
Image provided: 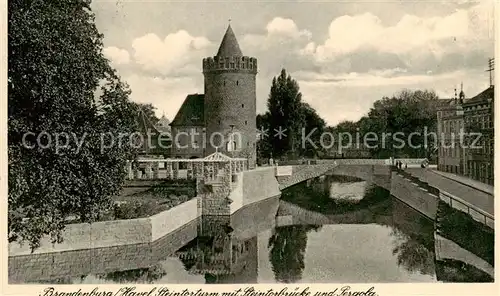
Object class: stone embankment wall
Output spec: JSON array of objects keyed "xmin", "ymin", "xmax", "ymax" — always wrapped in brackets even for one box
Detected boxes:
[
  {"xmin": 150, "ymin": 198, "xmax": 198, "ymax": 240},
  {"xmin": 390, "ymin": 171, "xmax": 438, "ymax": 219},
  {"xmin": 227, "ymin": 167, "xmax": 280, "ymax": 214},
  {"xmin": 9, "ymin": 198, "xmax": 199, "ymax": 257},
  {"xmin": 8, "ymin": 219, "xmax": 199, "ymax": 283}
]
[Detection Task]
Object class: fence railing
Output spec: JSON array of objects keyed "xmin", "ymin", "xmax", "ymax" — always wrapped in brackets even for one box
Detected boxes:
[{"xmin": 439, "ymin": 190, "xmax": 494, "ymax": 229}]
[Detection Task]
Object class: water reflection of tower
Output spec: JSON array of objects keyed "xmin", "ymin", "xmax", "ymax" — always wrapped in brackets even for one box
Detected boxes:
[{"xmin": 176, "ymin": 216, "xmax": 258, "ymax": 283}]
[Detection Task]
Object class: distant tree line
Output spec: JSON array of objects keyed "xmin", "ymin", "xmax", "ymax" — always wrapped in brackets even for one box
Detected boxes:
[
  {"xmin": 329, "ymin": 90, "xmax": 441, "ymax": 159},
  {"xmin": 257, "ymin": 69, "xmax": 441, "ymax": 161}
]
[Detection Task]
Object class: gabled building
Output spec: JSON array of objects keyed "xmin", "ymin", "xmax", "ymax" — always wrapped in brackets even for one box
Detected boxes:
[
  {"xmin": 170, "ymin": 94, "xmax": 205, "ymax": 159},
  {"xmin": 136, "ymin": 109, "xmax": 171, "ymax": 157},
  {"xmin": 155, "ymin": 114, "xmax": 171, "ymax": 133}
]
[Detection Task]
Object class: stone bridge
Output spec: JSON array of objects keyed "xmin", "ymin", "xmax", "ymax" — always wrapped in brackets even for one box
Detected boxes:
[
  {"xmin": 275, "ymin": 159, "xmax": 408, "ymax": 191},
  {"xmin": 276, "ymin": 163, "xmax": 339, "ymax": 190},
  {"xmin": 275, "ymin": 200, "xmax": 392, "ymax": 227}
]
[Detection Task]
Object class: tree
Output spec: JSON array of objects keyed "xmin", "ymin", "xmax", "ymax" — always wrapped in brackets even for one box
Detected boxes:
[
  {"xmin": 267, "ymin": 69, "xmax": 305, "ymax": 159},
  {"xmin": 300, "ymin": 103, "xmax": 326, "ymax": 157},
  {"xmin": 256, "ymin": 112, "xmax": 272, "ymax": 161},
  {"xmin": 135, "ymin": 102, "xmax": 160, "ymax": 126},
  {"xmin": 259, "ymin": 69, "xmax": 327, "ymax": 160},
  {"xmin": 333, "ymin": 89, "xmax": 441, "ymax": 159},
  {"xmin": 8, "ymin": 0, "xmax": 138, "ymax": 250},
  {"xmin": 268, "ymin": 225, "xmax": 320, "ymax": 283}
]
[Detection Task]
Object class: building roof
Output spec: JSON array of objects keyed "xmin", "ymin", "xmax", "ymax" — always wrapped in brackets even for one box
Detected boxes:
[
  {"xmin": 170, "ymin": 94, "xmax": 205, "ymax": 126},
  {"xmin": 436, "ymin": 98, "xmax": 456, "ymax": 110},
  {"xmin": 463, "ymin": 86, "xmax": 494, "ymax": 106},
  {"xmin": 216, "ymin": 25, "xmax": 243, "ymax": 57},
  {"xmin": 155, "ymin": 114, "xmax": 171, "ymax": 132},
  {"xmin": 137, "ymin": 109, "xmax": 160, "ymax": 134},
  {"xmin": 437, "ymin": 98, "xmax": 454, "ymax": 107}
]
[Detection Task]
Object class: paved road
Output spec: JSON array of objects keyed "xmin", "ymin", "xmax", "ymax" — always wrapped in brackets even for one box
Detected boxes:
[
  {"xmin": 407, "ymin": 168, "xmax": 494, "ymax": 216},
  {"xmin": 431, "ymin": 170, "xmax": 493, "ymax": 195}
]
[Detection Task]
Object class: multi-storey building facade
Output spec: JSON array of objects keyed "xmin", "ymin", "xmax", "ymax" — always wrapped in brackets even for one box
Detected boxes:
[
  {"xmin": 436, "ymin": 84, "xmax": 495, "ymax": 186},
  {"xmin": 170, "ymin": 25, "xmax": 257, "ymax": 168},
  {"xmin": 463, "ymin": 86, "xmax": 494, "ymax": 185},
  {"xmin": 437, "ymin": 91, "xmax": 465, "ymax": 174}
]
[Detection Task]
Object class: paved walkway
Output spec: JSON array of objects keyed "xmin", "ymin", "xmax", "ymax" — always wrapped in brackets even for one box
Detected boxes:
[
  {"xmin": 431, "ymin": 170, "xmax": 493, "ymax": 195},
  {"xmin": 407, "ymin": 168, "xmax": 494, "ymax": 216}
]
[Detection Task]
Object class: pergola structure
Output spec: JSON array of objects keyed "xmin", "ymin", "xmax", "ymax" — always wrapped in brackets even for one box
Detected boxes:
[{"xmin": 126, "ymin": 151, "xmax": 248, "ymax": 183}]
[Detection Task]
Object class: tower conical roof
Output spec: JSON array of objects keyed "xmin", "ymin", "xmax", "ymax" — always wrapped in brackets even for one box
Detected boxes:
[{"xmin": 216, "ymin": 25, "xmax": 243, "ymax": 57}]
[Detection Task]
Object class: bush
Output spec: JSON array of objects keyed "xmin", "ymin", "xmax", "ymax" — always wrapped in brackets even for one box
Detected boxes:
[{"xmin": 112, "ymin": 194, "xmax": 194, "ymax": 220}]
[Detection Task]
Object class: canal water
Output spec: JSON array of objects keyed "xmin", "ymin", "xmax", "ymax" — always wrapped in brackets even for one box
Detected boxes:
[{"xmin": 29, "ymin": 175, "xmax": 493, "ymax": 284}]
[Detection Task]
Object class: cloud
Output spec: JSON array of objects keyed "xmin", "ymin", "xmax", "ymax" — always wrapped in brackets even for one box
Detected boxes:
[
  {"xmin": 266, "ymin": 17, "xmax": 312, "ymax": 39},
  {"xmin": 305, "ymin": 1, "xmax": 493, "ymax": 64},
  {"xmin": 241, "ymin": 17, "xmax": 311, "ymax": 51},
  {"xmin": 125, "ymin": 74, "xmax": 203, "ymax": 120},
  {"xmin": 103, "ymin": 46, "xmax": 130, "ymax": 65},
  {"xmin": 297, "ymin": 68, "xmax": 490, "ymax": 125},
  {"xmin": 131, "ymin": 30, "xmax": 212, "ymax": 75},
  {"xmin": 99, "ymin": 2, "xmax": 493, "ymax": 126}
]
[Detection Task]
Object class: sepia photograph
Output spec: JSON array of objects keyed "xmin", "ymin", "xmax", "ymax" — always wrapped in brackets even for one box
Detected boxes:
[{"xmin": 4, "ymin": 0, "xmax": 497, "ymax": 292}]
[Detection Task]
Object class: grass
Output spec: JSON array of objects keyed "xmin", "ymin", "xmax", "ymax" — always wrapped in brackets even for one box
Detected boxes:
[
  {"xmin": 438, "ymin": 201, "xmax": 494, "ymax": 266},
  {"xmin": 109, "ymin": 182, "xmax": 196, "ymax": 220},
  {"xmin": 435, "ymin": 259, "xmax": 493, "ymax": 282}
]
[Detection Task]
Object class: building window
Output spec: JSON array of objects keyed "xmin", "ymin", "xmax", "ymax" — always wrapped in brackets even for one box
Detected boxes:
[
  {"xmin": 245, "ymin": 120, "xmax": 247, "ymax": 125},
  {"xmin": 236, "ymin": 80, "xmax": 239, "ymax": 85},
  {"xmin": 242, "ymin": 104, "xmax": 244, "ymax": 108},
  {"xmin": 227, "ymin": 134, "xmax": 238, "ymax": 151},
  {"xmin": 223, "ymin": 81, "xmax": 226, "ymax": 86}
]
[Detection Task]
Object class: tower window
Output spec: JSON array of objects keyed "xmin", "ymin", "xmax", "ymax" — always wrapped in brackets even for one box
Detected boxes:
[
  {"xmin": 223, "ymin": 81, "xmax": 226, "ymax": 86},
  {"xmin": 242, "ymin": 104, "xmax": 244, "ymax": 108},
  {"xmin": 218, "ymin": 120, "xmax": 221, "ymax": 125},
  {"xmin": 245, "ymin": 120, "xmax": 247, "ymax": 125},
  {"xmin": 236, "ymin": 80, "xmax": 239, "ymax": 86}
]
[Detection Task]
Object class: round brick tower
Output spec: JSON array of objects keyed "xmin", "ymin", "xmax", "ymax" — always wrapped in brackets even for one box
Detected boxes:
[{"xmin": 203, "ymin": 25, "xmax": 257, "ymax": 168}]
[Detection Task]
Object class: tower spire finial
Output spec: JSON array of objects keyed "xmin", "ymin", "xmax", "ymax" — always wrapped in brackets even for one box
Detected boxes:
[{"xmin": 216, "ymin": 23, "xmax": 243, "ymax": 56}]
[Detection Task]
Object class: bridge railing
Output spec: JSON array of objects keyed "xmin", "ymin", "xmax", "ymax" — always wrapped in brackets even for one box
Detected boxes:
[{"xmin": 439, "ymin": 190, "xmax": 494, "ymax": 229}]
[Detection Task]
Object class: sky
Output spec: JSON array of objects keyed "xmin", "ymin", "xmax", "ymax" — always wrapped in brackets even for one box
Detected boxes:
[{"xmin": 91, "ymin": 0, "xmax": 495, "ymax": 126}]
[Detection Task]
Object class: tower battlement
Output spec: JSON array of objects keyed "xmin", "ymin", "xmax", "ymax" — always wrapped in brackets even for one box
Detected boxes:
[{"xmin": 203, "ymin": 56, "xmax": 258, "ymax": 74}]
